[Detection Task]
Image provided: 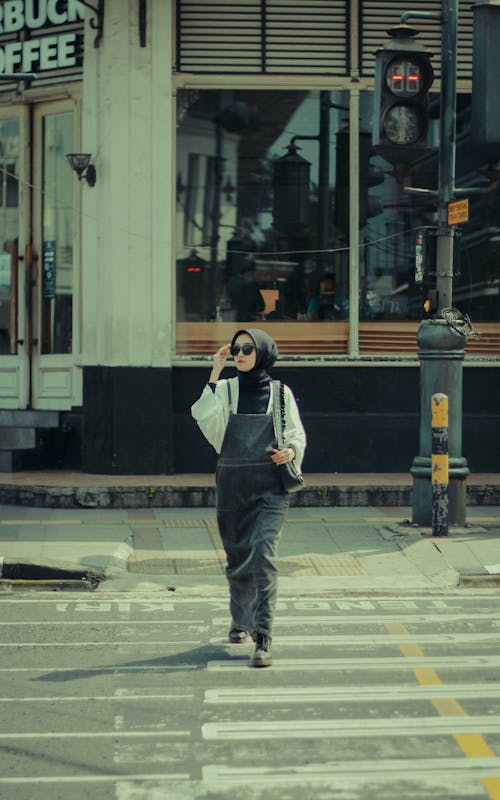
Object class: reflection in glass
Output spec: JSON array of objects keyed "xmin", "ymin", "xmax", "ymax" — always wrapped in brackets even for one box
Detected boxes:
[
  {"xmin": 360, "ymin": 91, "xmax": 500, "ymax": 326},
  {"xmin": 176, "ymin": 88, "xmax": 499, "ymax": 355},
  {"xmin": 41, "ymin": 112, "xmax": 74, "ymax": 355},
  {"xmin": 0, "ymin": 118, "xmax": 20, "ymax": 356},
  {"xmin": 175, "ymin": 90, "xmax": 350, "ymax": 333}
]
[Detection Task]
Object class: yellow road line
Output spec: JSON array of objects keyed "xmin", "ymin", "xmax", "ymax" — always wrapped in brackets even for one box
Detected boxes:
[
  {"xmin": 413, "ymin": 667, "xmax": 442, "ymax": 685},
  {"xmin": 385, "ymin": 617, "xmax": 499, "ymax": 787},
  {"xmin": 455, "ymin": 735, "xmax": 495, "ymax": 758},
  {"xmin": 400, "ymin": 643, "xmax": 425, "ymax": 657},
  {"xmin": 432, "ymin": 698, "xmax": 467, "ymax": 717},
  {"xmin": 482, "ymin": 777, "xmax": 500, "ymax": 799},
  {"xmin": 384, "ymin": 623, "xmax": 408, "ymax": 636}
]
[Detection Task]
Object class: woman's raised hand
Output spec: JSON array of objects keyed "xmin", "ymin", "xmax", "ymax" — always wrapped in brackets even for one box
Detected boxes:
[{"xmin": 210, "ymin": 344, "xmax": 231, "ymax": 382}]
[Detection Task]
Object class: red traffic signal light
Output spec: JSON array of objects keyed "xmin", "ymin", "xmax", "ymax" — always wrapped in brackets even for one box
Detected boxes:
[{"xmin": 372, "ymin": 25, "xmax": 434, "ymax": 165}]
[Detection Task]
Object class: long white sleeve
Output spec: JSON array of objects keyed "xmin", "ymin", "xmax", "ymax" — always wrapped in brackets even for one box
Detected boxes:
[
  {"xmin": 191, "ymin": 379, "xmax": 234, "ymax": 454},
  {"xmin": 191, "ymin": 377, "xmax": 306, "ymax": 469},
  {"xmin": 281, "ymin": 383, "xmax": 307, "ymax": 471}
]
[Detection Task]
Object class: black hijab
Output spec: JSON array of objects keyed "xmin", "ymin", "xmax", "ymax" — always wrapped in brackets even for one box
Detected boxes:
[{"xmin": 231, "ymin": 328, "xmax": 278, "ymax": 412}]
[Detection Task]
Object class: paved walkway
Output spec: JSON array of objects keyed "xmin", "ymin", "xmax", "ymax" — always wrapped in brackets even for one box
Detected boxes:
[
  {"xmin": 0, "ymin": 471, "xmax": 499, "ymax": 508},
  {"xmin": 1, "ymin": 504, "xmax": 500, "ymax": 594}
]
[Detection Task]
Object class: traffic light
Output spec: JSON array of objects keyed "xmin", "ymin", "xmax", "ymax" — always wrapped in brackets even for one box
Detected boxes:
[
  {"xmin": 179, "ymin": 249, "xmax": 209, "ymax": 316},
  {"xmin": 414, "ymin": 227, "xmax": 438, "ymax": 315},
  {"xmin": 372, "ymin": 24, "xmax": 434, "ymax": 165},
  {"xmin": 414, "ymin": 226, "xmax": 437, "ymax": 286},
  {"xmin": 423, "ymin": 289, "xmax": 439, "ymax": 315}
]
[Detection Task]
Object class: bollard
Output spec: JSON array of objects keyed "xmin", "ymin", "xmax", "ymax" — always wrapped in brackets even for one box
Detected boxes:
[{"xmin": 431, "ymin": 393, "xmax": 449, "ymax": 537}]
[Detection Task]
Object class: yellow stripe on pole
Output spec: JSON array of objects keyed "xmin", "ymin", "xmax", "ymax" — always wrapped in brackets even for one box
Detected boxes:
[
  {"xmin": 432, "ymin": 393, "xmax": 449, "ymax": 427},
  {"xmin": 432, "ymin": 454, "xmax": 449, "ymax": 484}
]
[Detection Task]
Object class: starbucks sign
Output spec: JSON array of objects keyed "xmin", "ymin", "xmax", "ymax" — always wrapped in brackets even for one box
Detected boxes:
[{"xmin": 0, "ymin": 0, "xmax": 84, "ymax": 80}]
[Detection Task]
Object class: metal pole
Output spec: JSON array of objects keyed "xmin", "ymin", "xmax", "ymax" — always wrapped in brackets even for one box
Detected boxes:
[
  {"xmin": 436, "ymin": 0, "xmax": 457, "ymax": 313},
  {"xmin": 431, "ymin": 393, "xmax": 449, "ymax": 536},
  {"xmin": 411, "ymin": 0, "xmax": 469, "ymax": 526},
  {"xmin": 349, "ymin": 88, "xmax": 360, "ymax": 358}
]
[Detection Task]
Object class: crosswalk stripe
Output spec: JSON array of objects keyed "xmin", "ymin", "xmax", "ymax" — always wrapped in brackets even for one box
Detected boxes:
[
  {"xmin": 211, "ymin": 632, "xmax": 500, "ymax": 645},
  {"xmin": 213, "ymin": 613, "xmax": 500, "ymax": 625},
  {"xmin": 202, "ymin": 759, "xmax": 500, "ymax": 786},
  {"xmin": 204, "ymin": 684, "xmax": 500, "ymax": 704},
  {"xmin": 0, "ymin": 731, "xmax": 191, "ymax": 740},
  {"xmin": 202, "ymin": 716, "xmax": 500, "ymax": 741},
  {"xmin": 0, "ymin": 773, "xmax": 190, "ymax": 785},
  {"xmin": 207, "ymin": 654, "xmax": 500, "ymax": 671}
]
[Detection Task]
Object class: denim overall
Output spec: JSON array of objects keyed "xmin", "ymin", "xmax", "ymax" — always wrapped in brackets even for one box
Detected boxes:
[{"xmin": 216, "ymin": 386, "xmax": 289, "ymax": 638}]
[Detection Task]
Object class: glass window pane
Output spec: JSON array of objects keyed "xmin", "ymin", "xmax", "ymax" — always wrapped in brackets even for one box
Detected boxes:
[
  {"xmin": 0, "ymin": 118, "xmax": 20, "ymax": 356},
  {"xmin": 41, "ymin": 112, "xmax": 74, "ymax": 355},
  {"xmin": 359, "ymin": 90, "xmax": 500, "ymax": 355},
  {"xmin": 176, "ymin": 89, "xmax": 350, "ymax": 354}
]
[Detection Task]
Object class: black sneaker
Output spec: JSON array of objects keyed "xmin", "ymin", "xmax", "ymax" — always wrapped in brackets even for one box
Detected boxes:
[
  {"xmin": 228, "ymin": 626, "xmax": 248, "ymax": 644},
  {"xmin": 251, "ymin": 633, "xmax": 272, "ymax": 667}
]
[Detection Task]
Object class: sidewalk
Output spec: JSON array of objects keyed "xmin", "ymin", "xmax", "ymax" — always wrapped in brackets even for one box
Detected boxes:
[
  {"xmin": 1, "ymin": 504, "xmax": 500, "ymax": 594},
  {"xmin": 0, "ymin": 471, "xmax": 499, "ymax": 508}
]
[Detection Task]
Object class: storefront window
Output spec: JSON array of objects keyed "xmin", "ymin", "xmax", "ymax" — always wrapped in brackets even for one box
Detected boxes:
[
  {"xmin": 41, "ymin": 112, "xmax": 74, "ymax": 355},
  {"xmin": 359, "ymin": 91, "xmax": 500, "ymax": 354},
  {"xmin": 175, "ymin": 89, "xmax": 350, "ymax": 355},
  {"xmin": 0, "ymin": 119, "xmax": 20, "ymax": 356},
  {"xmin": 176, "ymin": 88, "xmax": 499, "ymax": 356}
]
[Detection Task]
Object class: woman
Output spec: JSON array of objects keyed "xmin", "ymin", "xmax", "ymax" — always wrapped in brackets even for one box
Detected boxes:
[{"xmin": 191, "ymin": 328, "xmax": 306, "ymax": 668}]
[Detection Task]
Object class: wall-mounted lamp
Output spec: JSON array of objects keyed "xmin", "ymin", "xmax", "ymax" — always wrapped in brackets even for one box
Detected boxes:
[{"xmin": 66, "ymin": 153, "xmax": 97, "ymax": 187}]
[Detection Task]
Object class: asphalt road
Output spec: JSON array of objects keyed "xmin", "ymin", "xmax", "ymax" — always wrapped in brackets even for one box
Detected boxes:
[{"xmin": 1, "ymin": 588, "xmax": 500, "ymax": 799}]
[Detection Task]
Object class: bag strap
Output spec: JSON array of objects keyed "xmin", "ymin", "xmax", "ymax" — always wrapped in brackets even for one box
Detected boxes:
[
  {"xmin": 272, "ymin": 380, "xmax": 285, "ymax": 449},
  {"xmin": 226, "ymin": 380, "xmax": 232, "ymax": 412}
]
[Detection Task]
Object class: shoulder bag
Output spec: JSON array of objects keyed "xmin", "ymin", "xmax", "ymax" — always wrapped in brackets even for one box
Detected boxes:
[{"xmin": 272, "ymin": 380, "xmax": 305, "ymax": 493}]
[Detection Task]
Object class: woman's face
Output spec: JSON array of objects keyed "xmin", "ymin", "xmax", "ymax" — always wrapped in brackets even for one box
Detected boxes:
[{"xmin": 232, "ymin": 333, "xmax": 257, "ymax": 372}]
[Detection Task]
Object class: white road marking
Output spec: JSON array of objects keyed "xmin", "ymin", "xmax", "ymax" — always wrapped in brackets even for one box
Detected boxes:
[
  {"xmin": 0, "ymin": 731, "xmax": 191, "ymax": 740},
  {"xmin": 210, "ymin": 632, "xmax": 500, "ymax": 645},
  {"xmin": 0, "ymin": 773, "xmax": 190, "ymax": 785},
  {"xmin": 0, "ymin": 641, "xmax": 201, "ymax": 647},
  {"xmin": 207, "ymin": 654, "xmax": 500, "ymax": 671},
  {"xmin": 202, "ymin": 757, "xmax": 500, "ymax": 784},
  {"xmin": 0, "ymin": 620, "xmax": 205, "ymax": 626},
  {"xmin": 0, "ymin": 694, "xmax": 195, "ymax": 703},
  {"xmin": 0, "ymin": 593, "xmax": 496, "ymax": 603},
  {"xmin": 0, "ymin": 665, "xmax": 198, "ymax": 673},
  {"xmin": 204, "ymin": 683, "xmax": 500, "ymax": 704},
  {"xmin": 202, "ymin": 715, "xmax": 500, "ymax": 740},
  {"xmin": 214, "ymin": 612, "xmax": 500, "ymax": 625}
]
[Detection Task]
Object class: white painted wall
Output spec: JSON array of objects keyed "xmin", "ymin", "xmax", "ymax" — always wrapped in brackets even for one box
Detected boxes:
[{"xmin": 81, "ymin": 0, "xmax": 173, "ymax": 367}]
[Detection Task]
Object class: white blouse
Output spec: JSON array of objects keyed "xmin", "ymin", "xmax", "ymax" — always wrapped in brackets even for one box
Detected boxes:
[{"xmin": 191, "ymin": 377, "xmax": 307, "ymax": 471}]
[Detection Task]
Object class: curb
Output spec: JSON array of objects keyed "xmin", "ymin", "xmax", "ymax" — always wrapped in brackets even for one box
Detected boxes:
[
  {"xmin": 459, "ymin": 574, "xmax": 500, "ymax": 587},
  {"xmin": 0, "ymin": 482, "xmax": 499, "ymax": 509},
  {"xmin": 0, "ymin": 483, "xmax": 414, "ymax": 509}
]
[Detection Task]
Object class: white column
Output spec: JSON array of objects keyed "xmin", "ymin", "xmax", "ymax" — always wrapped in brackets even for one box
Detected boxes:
[{"xmin": 80, "ymin": 0, "xmax": 173, "ymax": 367}]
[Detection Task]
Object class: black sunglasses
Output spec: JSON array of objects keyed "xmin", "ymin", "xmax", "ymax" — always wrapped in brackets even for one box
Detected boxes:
[{"xmin": 230, "ymin": 343, "xmax": 256, "ymax": 356}]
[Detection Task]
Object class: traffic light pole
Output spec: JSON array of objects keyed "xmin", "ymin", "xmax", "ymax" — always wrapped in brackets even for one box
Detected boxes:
[{"xmin": 406, "ymin": 0, "xmax": 470, "ymax": 526}]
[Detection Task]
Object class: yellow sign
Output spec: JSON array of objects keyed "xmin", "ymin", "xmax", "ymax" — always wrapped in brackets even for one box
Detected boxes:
[{"xmin": 447, "ymin": 198, "xmax": 469, "ymax": 225}]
